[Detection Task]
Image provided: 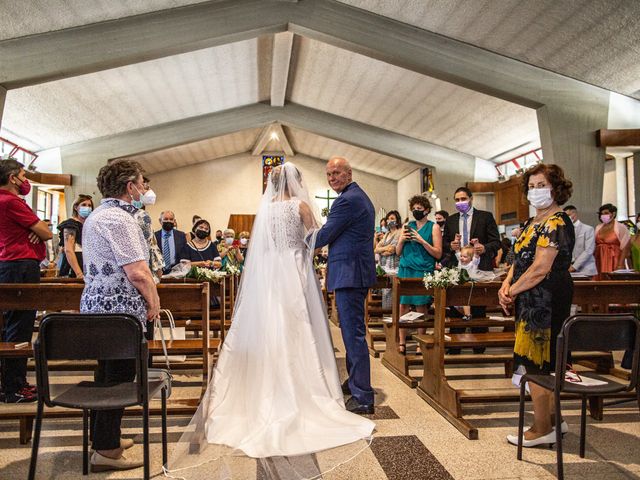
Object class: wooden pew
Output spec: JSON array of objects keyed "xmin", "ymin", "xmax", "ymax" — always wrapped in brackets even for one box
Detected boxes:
[
  {"xmin": 366, "ymin": 276, "xmax": 392, "ymax": 357},
  {"xmin": 0, "ymin": 281, "xmax": 215, "ymax": 443},
  {"xmin": 381, "ymin": 277, "xmax": 515, "ymax": 387},
  {"xmin": 414, "ymin": 280, "xmax": 639, "ymax": 440}
]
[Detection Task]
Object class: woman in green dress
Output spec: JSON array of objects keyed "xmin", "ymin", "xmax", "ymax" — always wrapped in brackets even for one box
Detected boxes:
[{"xmin": 395, "ymin": 195, "xmax": 442, "ymax": 353}]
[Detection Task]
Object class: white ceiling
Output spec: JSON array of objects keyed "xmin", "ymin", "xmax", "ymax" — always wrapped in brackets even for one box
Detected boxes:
[
  {"xmin": 286, "ymin": 126, "xmax": 418, "ymax": 180},
  {"xmin": 3, "ymin": 0, "xmax": 636, "ymax": 179},
  {"xmin": 2, "ymin": 38, "xmax": 270, "ymax": 151},
  {"xmin": 123, "ymin": 128, "xmax": 262, "ymax": 174},
  {"xmin": 0, "ymin": 0, "xmax": 208, "ymax": 41},
  {"xmin": 338, "ymin": 0, "xmax": 640, "ymax": 99},
  {"xmin": 289, "ymin": 37, "xmax": 539, "ymax": 161}
]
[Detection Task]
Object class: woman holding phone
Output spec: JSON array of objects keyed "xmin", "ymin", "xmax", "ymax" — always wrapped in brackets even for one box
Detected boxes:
[{"xmin": 395, "ymin": 195, "xmax": 442, "ymax": 353}]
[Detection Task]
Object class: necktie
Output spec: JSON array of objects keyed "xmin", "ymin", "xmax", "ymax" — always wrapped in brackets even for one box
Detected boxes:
[
  {"xmin": 462, "ymin": 213, "xmax": 469, "ymax": 247},
  {"xmin": 162, "ymin": 232, "xmax": 171, "ymax": 271}
]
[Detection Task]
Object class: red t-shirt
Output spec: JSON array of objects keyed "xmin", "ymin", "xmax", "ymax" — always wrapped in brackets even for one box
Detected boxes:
[{"xmin": 0, "ymin": 189, "xmax": 46, "ymax": 261}]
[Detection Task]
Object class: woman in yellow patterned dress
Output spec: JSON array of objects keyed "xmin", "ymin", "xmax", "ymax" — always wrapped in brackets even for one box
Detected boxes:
[{"xmin": 498, "ymin": 164, "xmax": 575, "ymax": 447}]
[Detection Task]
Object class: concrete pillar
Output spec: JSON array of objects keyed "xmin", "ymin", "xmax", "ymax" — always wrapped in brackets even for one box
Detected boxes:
[
  {"xmin": 0, "ymin": 85, "xmax": 6, "ymax": 130},
  {"xmin": 536, "ymin": 93, "xmax": 610, "ymax": 226},
  {"xmin": 614, "ymin": 156, "xmax": 628, "ymax": 220},
  {"xmin": 634, "ymin": 152, "xmax": 640, "ymax": 218}
]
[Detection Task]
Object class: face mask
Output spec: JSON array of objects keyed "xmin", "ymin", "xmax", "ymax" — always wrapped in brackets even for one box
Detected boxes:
[
  {"xmin": 195, "ymin": 230, "xmax": 209, "ymax": 240},
  {"xmin": 436, "ymin": 220, "xmax": 445, "ymax": 227},
  {"xmin": 412, "ymin": 209, "xmax": 426, "ymax": 221},
  {"xmin": 162, "ymin": 221, "xmax": 174, "ymax": 232},
  {"xmin": 225, "ymin": 237, "xmax": 234, "ymax": 245},
  {"xmin": 387, "ymin": 221, "xmax": 397, "ymax": 229},
  {"xmin": 240, "ymin": 238, "xmax": 248, "ymax": 246},
  {"xmin": 216, "ymin": 235, "xmax": 223, "ymax": 241},
  {"xmin": 141, "ymin": 189, "xmax": 156, "ymax": 206},
  {"xmin": 14, "ymin": 177, "xmax": 31, "ymax": 196},
  {"xmin": 527, "ymin": 188, "xmax": 553, "ymax": 209},
  {"xmin": 381, "ymin": 226, "xmax": 388, "ymax": 233},
  {"xmin": 600, "ymin": 214, "xmax": 612, "ymax": 224},
  {"xmin": 78, "ymin": 206, "xmax": 92, "ymax": 218},
  {"xmin": 455, "ymin": 201, "xmax": 471, "ymax": 214},
  {"xmin": 132, "ymin": 199, "xmax": 144, "ymax": 209}
]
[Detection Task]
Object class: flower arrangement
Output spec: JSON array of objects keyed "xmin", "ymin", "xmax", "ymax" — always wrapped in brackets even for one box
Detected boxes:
[
  {"xmin": 423, "ymin": 267, "xmax": 470, "ymax": 289},
  {"xmin": 376, "ymin": 264, "xmax": 387, "ymax": 277},
  {"xmin": 321, "ymin": 207, "xmax": 330, "ymax": 218},
  {"xmin": 186, "ymin": 266, "xmax": 227, "ymax": 283},
  {"xmin": 223, "ymin": 263, "xmax": 241, "ymax": 277}
]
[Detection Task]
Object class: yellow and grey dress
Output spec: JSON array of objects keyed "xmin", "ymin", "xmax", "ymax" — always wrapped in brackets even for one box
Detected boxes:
[{"xmin": 511, "ymin": 212, "xmax": 574, "ymax": 374}]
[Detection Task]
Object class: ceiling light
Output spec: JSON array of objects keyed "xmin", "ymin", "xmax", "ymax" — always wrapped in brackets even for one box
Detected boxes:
[{"xmin": 270, "ymin": 132, "xmax": 279, "ymax": 141}]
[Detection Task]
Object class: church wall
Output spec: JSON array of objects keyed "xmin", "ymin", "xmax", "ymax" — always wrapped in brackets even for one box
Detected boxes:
[{"xmin": 145, "ymin": 152, "xmax": 397, "ymax": 233}]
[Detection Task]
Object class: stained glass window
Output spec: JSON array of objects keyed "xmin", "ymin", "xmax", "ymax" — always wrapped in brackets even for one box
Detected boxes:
[{"xmin": 262, "ymin": 155, "xmax": 285, "ymax": 192}]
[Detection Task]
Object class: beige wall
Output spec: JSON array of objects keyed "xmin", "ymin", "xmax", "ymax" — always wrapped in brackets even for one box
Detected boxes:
[{"xmin": 146, "ymin": 153, "xmax": 397, "ymax": 233}]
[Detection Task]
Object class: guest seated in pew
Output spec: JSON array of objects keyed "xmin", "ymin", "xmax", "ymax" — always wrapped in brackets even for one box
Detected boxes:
[
  {"xmin": 498, "ymin": 163, "xmax": 575, "ymax": 447},
  {"xmin": 181, "ymin": 219, "xmax": 222, "ymax": 269},
  {"xmin": 58, "ymin": 194, "xmax": 94, "ymax": 279},
  {"xmin": 396, "ymin": 195, "xmax": 442, "ymax": 353},
  {"xmin": 82, "ymin": 159, "xmax": 160, "ymax": 472},
  {"xmin": 239, "ymin": 230, "xmax": 250, "ymax": 261},
  {"xmin": 594, "ymin": 203, "xmax": 630, "ymax": 278},
  {"xmin": 0, "ymin": 159, "xmax": 53, "ymax": 403}
]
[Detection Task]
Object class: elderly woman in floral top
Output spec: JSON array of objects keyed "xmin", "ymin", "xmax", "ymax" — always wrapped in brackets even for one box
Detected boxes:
[{"xmin": 81, "ymin": 159, "xmax": 160, "ymax": 473}]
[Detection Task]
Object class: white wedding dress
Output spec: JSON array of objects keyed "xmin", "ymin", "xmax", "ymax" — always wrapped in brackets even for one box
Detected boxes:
[{"xmin": 165, "ymin": 164, "xmax": 374, "ymax": 479}]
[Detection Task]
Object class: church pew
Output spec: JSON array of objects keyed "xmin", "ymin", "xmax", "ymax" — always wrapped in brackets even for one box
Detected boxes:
[
  {"xmin": 366, "ymin": 276, "xmax": 392, "ymax": 357},
  {"xmin": 415, "ymin": 280, "xmax": 639, "ymax": 439},
  {"xmin": 0, "ymin": 281, "xmax": 215, "ymax": 443},
  {"xmin": 381, "ymin": 277, "xmax": 516, "ymax": 387}
]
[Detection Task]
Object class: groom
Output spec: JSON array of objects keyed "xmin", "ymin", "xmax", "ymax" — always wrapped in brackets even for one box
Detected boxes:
[{"xmin": 315, "ymin": 157, "xmax": 376, "ymax": 414}]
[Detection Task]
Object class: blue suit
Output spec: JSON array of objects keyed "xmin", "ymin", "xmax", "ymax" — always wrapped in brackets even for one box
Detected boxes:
[{"xmin": 315, "ymin": 182, "xmax": 376, "ymax": 405}]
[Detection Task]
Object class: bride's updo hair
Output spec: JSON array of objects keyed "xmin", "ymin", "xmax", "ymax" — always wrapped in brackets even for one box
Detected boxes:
[{"xmin": 271, "ymin": 164, "xmax": 302, "ymax": 193}]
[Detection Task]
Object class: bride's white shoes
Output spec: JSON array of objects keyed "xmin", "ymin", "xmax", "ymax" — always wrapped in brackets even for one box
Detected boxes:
[{"xmin": 506, "ymin": 421, "xmax": 568, "ymax": 447}]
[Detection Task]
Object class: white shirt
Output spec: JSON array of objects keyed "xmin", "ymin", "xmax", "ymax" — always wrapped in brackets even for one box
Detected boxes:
[{"xmin": 457, "ymin": 206, "xmax": 474, "ymax": 246}]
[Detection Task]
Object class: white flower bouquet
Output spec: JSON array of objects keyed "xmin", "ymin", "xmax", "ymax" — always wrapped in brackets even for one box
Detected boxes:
[
  {"xmin": 187, "ymin": 266, "xmax": 227, "ymax": 283},
  {"xmin": 223, "ymin": 263, "xmax": 241, "ymax": 277},
  {"xmin": 423, "ymin": 267, "xmax": 470, "ymax": 289}
]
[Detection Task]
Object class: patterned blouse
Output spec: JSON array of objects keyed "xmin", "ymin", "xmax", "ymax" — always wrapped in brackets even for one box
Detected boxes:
[{"xmin": 80, "ymin": 199, "xmax": 149, "ymax": 326}]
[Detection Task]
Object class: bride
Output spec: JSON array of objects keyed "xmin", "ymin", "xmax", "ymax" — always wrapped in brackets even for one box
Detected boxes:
[{"xmin": 164, "ymin": 163, "xmax": 375, "ymax": 479}]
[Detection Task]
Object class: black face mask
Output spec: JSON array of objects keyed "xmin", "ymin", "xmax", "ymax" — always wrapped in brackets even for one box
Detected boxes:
[
  {"xmin": 436, "ymin": 220, "xmax": 446, "ymax": 227},
  {"xmin": 387, "ymin": 221, "xmax": 397, "ymax": 229},
  {"xmin": 216, "ymin": 235, "xmax": 223, "ymax": 241},
  {"xmin": 162, "ymin": 221, "xmax": 174, "ymax": 232},
  {"xmin": 195, "ymin": 230, "xmax": 209, "ymax": 240},
  {"xmin": 412, "ymin": 210, "xmax": 426, "ymax": 221}
]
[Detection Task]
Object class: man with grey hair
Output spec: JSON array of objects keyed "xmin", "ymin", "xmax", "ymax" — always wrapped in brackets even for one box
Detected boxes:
[
  {"xmin": 154, "ymin": 210, "xmax": 187, "ymax": 274},
  {"xmin": 315, "ymin": 157, "xmax": 376, "ymax": 414}
]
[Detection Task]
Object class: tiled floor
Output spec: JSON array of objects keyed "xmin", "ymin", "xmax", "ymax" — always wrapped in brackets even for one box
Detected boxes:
[{"xmin": 0, "ymin": 325, "xmax": 638, "ymax": 479}]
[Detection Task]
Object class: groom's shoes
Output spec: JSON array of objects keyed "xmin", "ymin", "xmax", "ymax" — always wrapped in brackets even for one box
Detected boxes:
[
  {"xmin": 345, "ymin": 397, "xmax": 374, "ymax": 415},
  {"xmin": 341, "ymin": 380, "xmax": 351, "ymax": 395}
]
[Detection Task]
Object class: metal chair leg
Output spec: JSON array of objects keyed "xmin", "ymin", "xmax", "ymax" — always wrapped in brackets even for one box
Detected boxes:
[
  {"xmin": 580, "ymin": 396, "xmax": 587, "ymax": 458},
  {"xmin": 28, "ymin": 400, "xmax": 44, "ymax": 480},
  {"xmin": 82, "ymin": 409, "xmax": 89, "ymax": 475},
  {"xmin": 517, "ymin": 380, "xmax": 526, "ymax": 461},
  {"xmin": 162, "ymin": 388, "xmax": 168, "ymax": 466},
  {"xmin": 555, "ymin": 391, "xmax": 564, "ymax": 480},
  {"xmin": 143, "ymin": 400, "xmax": 150, "ymax": 480}
]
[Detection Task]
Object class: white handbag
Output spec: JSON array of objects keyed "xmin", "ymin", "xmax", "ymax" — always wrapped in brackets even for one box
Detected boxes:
[{"xmin": 154, "ymin": 309, "xmax": 187, "ymax": 363}]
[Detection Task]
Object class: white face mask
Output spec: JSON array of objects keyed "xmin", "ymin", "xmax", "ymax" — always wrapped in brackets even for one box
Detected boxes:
[
  {"xmin": 141, "ymin": 188, "xmax": 157, "ymax": 205},
  {"xmin": 240, "ymin": 238, "xmax": 248, "ymax": 246},
  {"xmin": 527, "ymin": 187, "xmax": 553, "ymax": 210}
]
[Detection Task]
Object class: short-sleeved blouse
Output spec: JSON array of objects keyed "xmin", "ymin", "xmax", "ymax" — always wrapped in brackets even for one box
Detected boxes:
[
  {"xmin": 80, "ymin": 199, "xmax": 149, "ymax": 326},
  {"xmin": 182, "ymin": 241, "xmax": 221, "ymax": 263}
]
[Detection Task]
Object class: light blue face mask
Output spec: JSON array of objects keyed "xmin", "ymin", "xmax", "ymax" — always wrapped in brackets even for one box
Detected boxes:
[
  {"xmin": 132, "ymin": 199, "xmax": 144, "ymax": 209},
  {"xmin": 78, "ymin": 206, "xmax": 92, "ymax": 218}
]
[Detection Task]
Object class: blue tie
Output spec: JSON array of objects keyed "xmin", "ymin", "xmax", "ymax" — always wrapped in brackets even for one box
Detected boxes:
[
  {"xmin": 162, "ymin": 232, "xmax": 171, "ymax": 271},
  {"xmin": 462, "ymin": 213, "xmax": 469, "ymax": 247}
]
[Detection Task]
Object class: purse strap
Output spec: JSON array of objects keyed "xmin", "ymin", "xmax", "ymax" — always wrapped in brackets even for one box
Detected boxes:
[{"xmin": 154, "ymin": 309, "xmax": 175, "ymax": 371}]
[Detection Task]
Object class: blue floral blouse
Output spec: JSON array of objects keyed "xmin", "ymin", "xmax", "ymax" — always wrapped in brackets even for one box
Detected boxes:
[{"xmin": 80, "ymin": 199, "xmax": 149, "ymax": 326}]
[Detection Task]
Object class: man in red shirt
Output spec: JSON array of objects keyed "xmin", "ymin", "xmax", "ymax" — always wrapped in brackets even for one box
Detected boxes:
[{"xmin": 0, "ymin": 159, "xmax": 52, "ymax": 403}]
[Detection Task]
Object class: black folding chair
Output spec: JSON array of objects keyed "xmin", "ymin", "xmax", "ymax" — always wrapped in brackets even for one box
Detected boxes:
[
  {"xmin": 516, "ymin": 314, "xmax": 640, "ymax": 479},
  {"xmin": 28, "ymin": 313, "xmax": 170, "ymax": 480}
]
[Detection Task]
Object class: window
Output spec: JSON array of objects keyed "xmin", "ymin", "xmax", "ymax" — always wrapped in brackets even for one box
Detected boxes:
[{"xmin": 37, "ymin": 189, "xmax": 52, "ymax": 220}]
